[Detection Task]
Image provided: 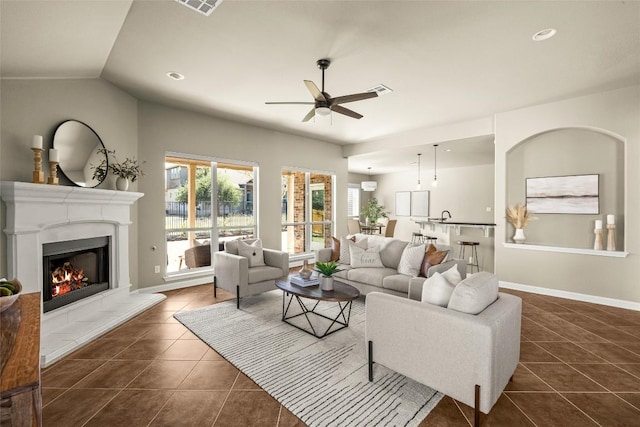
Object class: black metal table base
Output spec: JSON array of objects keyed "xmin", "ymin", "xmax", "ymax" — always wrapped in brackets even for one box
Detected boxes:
[{"xmin": 281, "ymin": 292, "xmax": 353, "ymax": 338}]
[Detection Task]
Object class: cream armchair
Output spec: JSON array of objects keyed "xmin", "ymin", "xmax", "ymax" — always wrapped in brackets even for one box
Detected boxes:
[
  {"xmin": 213, "ymin": 239, "xmax": 289, "ymax": 309},
  {"xmin": 366, "ymin": 273, "xmax": 521, "ymax": 426}
]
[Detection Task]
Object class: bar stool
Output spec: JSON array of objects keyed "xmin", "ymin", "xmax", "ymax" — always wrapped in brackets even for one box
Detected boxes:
[
  {"xmin": 457, "ymin": 241, "xmax": 480, "ymax": 273},
  {"xmin": 424, "ymin": 236, "xmax": 437, "ymax": 245},
  {"xmin": 411, "ymin": 232, "xmax": 426, "ymax": 243}
]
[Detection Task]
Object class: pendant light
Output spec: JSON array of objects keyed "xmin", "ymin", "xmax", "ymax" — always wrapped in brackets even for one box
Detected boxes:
[
  {"xmin": 361, "ymin": 167, "xmax": 377, "ymax": 192},
  {"xmin": 415, "ymin": 153, "xmax": 422, "ymax": 190},
  {"xmin": 431, "ymin": 144, "xmax": 439, "ymax": 187}
]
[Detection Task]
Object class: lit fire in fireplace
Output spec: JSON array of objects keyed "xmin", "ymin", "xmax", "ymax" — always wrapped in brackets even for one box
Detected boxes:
[{"xmin": 51, "ymin": 262, "xmax": 89, "ymax": 297}]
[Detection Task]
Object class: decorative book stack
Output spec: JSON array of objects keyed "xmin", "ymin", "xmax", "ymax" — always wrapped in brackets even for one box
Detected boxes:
[{"xmin": 290, "ymin": 275, "xmax": 320, "ymax": 287}]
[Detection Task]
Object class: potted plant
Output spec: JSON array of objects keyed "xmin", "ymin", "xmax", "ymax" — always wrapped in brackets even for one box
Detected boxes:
[
  {"xmin": 506, "ymin": 203, "xmax": 532, "ymax": 244},
  {"xmin": 313, "ymin": 261, "xmax": 342, "ymax": 291},
  {"xmin": 92, "ymin": 148, "xmax": 145, "ymax": 191},
  {"xmin": 361, "ymin": 197, "xmax": 388, "ymax": 225}
]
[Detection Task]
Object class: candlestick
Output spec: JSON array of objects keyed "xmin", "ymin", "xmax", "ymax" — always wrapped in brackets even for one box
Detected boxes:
[
  {"xmin": 606, "ymin": 224, "xmax": 616, "ymax": 251},
  {"xmin": 31, "ymin": 147, "xmax": 45, "ymax": 184},
  {"xmin": 47, "ymin": 161, "xmax": 59, "ymax": 185},
  {"xmin": 607, "ymin": 214, "xmax": 615, "ymax": 225},
  {"xmin": 32, "ymin": 135, "xmax": 43, "ymax": 149},
  {"xmin": 593, "ymin": 228, "xmax": 603, "ymax": 251},
  {"xmin": 49, "ymin": 148, "xmax": 59, "ymax": 163},
  {"xmin": 594, "ymin": 220, "xmax": 602, "ymax": 230}
]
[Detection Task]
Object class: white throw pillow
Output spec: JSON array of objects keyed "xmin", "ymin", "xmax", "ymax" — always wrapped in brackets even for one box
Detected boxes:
[
  {"xmin": 441, "ymin": 264, "xmax": 463, "ymax": 286},
  {"xmin": 340, "ymin": 237, "xmax": 368, "ymax": 265},
  {"xmin": 349, "ymin": 245, "xmax": 385, "ymax": 268},
  {"xmin": 421, "ymin": 272, "xmax": 456, "ymax": 307},
  {"xmin": 237, "ymin": 239, "xmax": 265, "ymax": 267},
  {"xmin": 447, "ymin": 272, "xmax": 499, "ymax": 315},
  {"xmin": 397, "ymin": 243, "xmax": 426, "ymax": 276}
]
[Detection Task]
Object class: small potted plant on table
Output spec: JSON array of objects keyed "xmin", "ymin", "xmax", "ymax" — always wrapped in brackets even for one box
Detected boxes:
[{"xmin": 313, "ymin": 261, "xmax": 341, "ymax": 291}]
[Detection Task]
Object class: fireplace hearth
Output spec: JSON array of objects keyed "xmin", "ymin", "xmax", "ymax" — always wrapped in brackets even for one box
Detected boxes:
[{"xmin": 42, "ymin": 236, "xmax": 110, "ymax": 313}]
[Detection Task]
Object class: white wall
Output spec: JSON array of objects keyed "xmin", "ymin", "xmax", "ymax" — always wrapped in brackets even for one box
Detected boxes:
[
  {"xmin": 495, "ymin": 85, "xmax": 639, "ymax": 304},
  {"xmin": 0, "ymin": 80, "xmax": 348, "ymax": 291},
  {"xmin": 372, "ymin": 163, "xmax": 495, "ymax": 271},
  {"xmin": 136, "ymin": 101, "xmax": 348, "ymax": 289},
  {"xmin": 0, "ymin": 78, "xmax": 140, "ymax": 284}
]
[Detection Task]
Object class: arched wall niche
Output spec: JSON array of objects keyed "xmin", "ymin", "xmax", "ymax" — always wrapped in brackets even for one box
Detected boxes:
[{"xmin": 505, "ymin": 126, "xmax": 625, "ymax": 250}]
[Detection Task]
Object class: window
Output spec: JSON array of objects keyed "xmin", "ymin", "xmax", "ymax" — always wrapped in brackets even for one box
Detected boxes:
[
  {"xmin": 348, "ymin": 184, "xmax": 360, "ymax": 219},
  {"xmin": 281, "ymin": 169, "xmax": 334, "ymax": 256},
  {"xmin": 164, "ymin": 154, "xmax": 257, "ymax": 275}
]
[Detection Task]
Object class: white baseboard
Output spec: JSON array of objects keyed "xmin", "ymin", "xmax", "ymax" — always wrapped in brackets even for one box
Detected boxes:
[
  {"xmin": 137, "ymin": 276, "xmax": 213, "ymax": 294},
  {"xmin": 499, "ymin": 281, "xmax": 640, "ymax": 312}
]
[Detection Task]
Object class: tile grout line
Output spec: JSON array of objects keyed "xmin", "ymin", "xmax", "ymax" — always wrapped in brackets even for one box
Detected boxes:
[
  {"xmin": 501, "ymin": 392, "xmax": 539, "ymax": 427},
  {"xmin": 211, "ymin": 371, "xmax": 241, "ymax": 426}
]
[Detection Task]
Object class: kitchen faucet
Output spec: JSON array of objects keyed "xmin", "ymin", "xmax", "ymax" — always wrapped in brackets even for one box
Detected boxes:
[{"xmin": 440, "ymin": 210, "xmax": 452, "ymax": 221}]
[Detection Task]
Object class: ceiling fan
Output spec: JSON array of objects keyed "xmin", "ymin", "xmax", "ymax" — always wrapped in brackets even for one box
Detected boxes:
[{"xmin": 266, "ymin": 59, "xmax": 378, "ymax": 122}]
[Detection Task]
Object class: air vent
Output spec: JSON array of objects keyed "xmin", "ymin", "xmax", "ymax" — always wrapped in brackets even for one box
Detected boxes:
[
  {"xmin": 175, "ymin": 0, "xmax": 223, "ymax": 16},
  {"xmin": 367, "ymin": 84, "xmax": 393, "ymax": 96}
]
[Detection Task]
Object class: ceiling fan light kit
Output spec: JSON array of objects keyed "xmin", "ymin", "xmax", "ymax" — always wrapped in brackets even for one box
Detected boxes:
[{"xmin": 266, "ymin": 58, "xmax": 379, "ymax": 122}]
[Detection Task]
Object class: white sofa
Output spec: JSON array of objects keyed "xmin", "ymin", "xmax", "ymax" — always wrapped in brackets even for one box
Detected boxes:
[
  {"xmin": 316, "ymin": 233, "xmax": 466, "ymax": 297},
  {"xmin": 365, "ymin": 272, "xmax": 522, "ymax": 426}
]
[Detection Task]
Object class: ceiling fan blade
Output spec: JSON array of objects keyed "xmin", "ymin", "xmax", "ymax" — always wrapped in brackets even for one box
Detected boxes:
[
  {"xmin": 331, "ymin": 105, "xmax": 363, "ymax": 120},
  {"xmin": 304, "ymin": 80, "xmax": 327, "ymax": 102},
  {"xmin": 265, "ymin": 101, "xmax": 314, "ymax": 105},
  {"xmin": 331, "ymin": 91, "xmax": 378, "ymax": 105},
  {"xmin": 302, "ymin": 107, "xmax": 316, "ymax": 122}
]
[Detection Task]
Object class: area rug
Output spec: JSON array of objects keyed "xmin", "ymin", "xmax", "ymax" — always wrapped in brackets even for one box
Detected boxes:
[{"xmin": 174, "ymin": 290, "xmax": 442, "ymax": 427}]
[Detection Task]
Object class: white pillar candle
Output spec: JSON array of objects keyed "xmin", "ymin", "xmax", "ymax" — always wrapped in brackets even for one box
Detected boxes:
[
  {"xmin": 49, "ymin": 148, "xmax": 59, "ymax": 162},
  {"xmin": 607, "ymin": 214, "xmax": 615, "ymax": 225},
  {"xmin": 32, "ymin": 135, "xmax": 43, "ymax": 149},
  {"xmin": 595, "ymin": 220, "xmax": 602, "ymax": 229}
]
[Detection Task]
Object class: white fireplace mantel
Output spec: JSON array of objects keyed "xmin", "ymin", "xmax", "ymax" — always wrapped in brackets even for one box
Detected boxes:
[
  {"xmin": 1, "ymin": 181, "xmax": 164, "ymax": 366},
  {"xmin": 1, "ymin": 181, "xmax": 143, "ymax": 294}
]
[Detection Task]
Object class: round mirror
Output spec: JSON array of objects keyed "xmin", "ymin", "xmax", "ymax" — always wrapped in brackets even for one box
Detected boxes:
[{"xmin": 53, "ymin": 120, "xmax": 107, "ymax": 188}]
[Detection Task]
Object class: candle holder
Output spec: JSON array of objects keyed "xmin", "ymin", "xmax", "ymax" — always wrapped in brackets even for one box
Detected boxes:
[
  {"xmin": 606, "ymin": 224, "xmax": 616, "ymax": 251},
  {"xmin": 31, "ymin": 148, "xmax": 45, "ymax": 184},
  {"xmin": 47, "ymin": 161, "xmax": 59, "ymax": 185},
  {"xmin": 593, "ymin": 228, "xmax": 603, "ymax": 251}
]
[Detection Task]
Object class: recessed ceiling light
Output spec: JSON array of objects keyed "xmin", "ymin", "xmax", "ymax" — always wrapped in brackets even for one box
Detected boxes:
[
  {"xmin": 166, "ymin": 71, "xmax": 185, "ymax": 81},
  {"xmin": 532, "ymin": 28, "xmax": 557, "ymax": 41},
  {"xmin": 445, "ymin": 149, "xmax": 452, "ymax": 152}
]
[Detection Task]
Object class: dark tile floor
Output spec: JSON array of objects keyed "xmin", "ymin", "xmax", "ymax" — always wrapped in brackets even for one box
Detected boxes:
[{"xmin": 42, "ymin": 284, "xmax": 640, "ymax": 426}]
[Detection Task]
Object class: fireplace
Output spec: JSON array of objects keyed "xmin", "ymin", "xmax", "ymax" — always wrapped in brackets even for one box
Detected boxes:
[
  {"xmin": 42, "ymin": 236, "xmax": 110, "ymax": 313},
  {"xmin": 1, "ymin": 181, "xmax": 165, "ymax": 367}
]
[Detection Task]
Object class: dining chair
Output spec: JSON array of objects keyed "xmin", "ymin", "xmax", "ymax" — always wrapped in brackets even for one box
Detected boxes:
[
  {"xmin": 347, "ymin": 219, "xmax": 361, "ymax": 234},
  {"xmin": 384, "ymin": 219, "xmax": 397, "ymax": 237}
]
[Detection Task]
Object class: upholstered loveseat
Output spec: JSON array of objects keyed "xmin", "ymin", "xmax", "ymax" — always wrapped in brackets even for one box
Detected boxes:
[{"xmin": 315, "ymin": 233, "xmax": 466, "ymax": 297}]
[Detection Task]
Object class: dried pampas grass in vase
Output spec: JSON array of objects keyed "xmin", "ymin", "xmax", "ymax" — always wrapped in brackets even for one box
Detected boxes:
[{"xmin": 506, "ymin": 203, "xmax": 531, "ymax": 243}]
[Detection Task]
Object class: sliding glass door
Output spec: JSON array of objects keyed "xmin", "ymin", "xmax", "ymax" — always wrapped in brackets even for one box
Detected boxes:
[
  {"xmin": 281, "ymin": 169, "xmax": 334, "ymax": 257},
  {"xmin": 165, "ymin": 154, "xmax": 257, "ymax": 275}
]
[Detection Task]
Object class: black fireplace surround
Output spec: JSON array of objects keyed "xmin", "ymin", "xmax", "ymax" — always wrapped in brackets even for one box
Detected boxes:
[{"xmin": 42, "ymin": 236, "xmax": 110, "ymax": 313}]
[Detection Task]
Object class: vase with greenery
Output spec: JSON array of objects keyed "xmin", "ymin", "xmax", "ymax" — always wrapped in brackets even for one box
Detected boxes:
[
  {"xmin": 314, "ymin": 261, "xmax": 341, "ymax": 291},
  {"xmin": 361, "ymin": 197, "xmax": 388, "ymax": 225},
  {"xmin": 92, "ymin": 148, "xmax": 145, "ymax": 190},
  {"xmin": 506, "ymin": 203, "xmax": 531, "ymax": 244}
]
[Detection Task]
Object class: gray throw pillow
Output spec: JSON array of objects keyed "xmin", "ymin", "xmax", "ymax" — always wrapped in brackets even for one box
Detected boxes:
[{"xmin": 447, "ymin": 272, "xmax": 499, "ymax": 315}]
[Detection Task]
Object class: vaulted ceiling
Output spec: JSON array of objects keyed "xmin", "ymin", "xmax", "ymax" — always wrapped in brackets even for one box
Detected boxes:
[{"xmin": 2, "ymin": 0, "xmax": 638, "ymax": 174}]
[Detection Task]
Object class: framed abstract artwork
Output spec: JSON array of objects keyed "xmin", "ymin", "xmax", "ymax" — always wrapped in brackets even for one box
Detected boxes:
[{"xmin": 526, "ymin": 174, "xmax": 599, "ymax": 214}]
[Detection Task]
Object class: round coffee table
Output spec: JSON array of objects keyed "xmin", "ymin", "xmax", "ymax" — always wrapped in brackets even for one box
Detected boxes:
[{"xmin": 276, "ymin": 278, "xmax": 360, "ymax": 338}]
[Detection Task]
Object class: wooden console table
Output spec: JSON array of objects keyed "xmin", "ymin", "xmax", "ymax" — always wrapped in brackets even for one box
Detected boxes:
[{"xmin": 1, "ymin": 293, "xmax": 42, "ymax": 426}]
